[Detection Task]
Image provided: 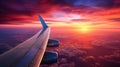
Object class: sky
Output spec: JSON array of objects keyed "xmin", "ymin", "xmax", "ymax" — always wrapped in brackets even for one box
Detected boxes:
[
  {"xmin": 0, "ymin": 0, "xmax": 120, "ymax": 29},
  {"xmin": 0, "ymin": 1, "xmax": 120, "ymax": 67}
]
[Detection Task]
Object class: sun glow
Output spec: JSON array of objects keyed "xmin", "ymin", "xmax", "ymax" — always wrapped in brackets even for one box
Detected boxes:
[
  {"xmin": 75, "ymin": 23, "xmax": 92, "ymax": 33},
  {"xmin": 80, "ymin": 26, "xmax": 90, "ymax": 33}
]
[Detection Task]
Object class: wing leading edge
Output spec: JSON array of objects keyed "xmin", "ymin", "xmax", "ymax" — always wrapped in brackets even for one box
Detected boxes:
[{"xmin": 0, "ymin": 15, "xmax": 50, "ymax": 67}]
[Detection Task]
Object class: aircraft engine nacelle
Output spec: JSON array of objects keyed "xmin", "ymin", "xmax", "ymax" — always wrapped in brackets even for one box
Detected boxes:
[
  {"xmin": 47, "ymin": 39, "xmax": 59, "ymax": 47},
  {"xmin": 41, "ymin": 52, "xmax": 58, "ymax": 64}
]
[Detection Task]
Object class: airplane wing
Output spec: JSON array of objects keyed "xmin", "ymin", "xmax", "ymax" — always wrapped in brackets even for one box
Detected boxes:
[{"xmin": 0, "ymin": 15, "xmax": 50, "ymax": 67}]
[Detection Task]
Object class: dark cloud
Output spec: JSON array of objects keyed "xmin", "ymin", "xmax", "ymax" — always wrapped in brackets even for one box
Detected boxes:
[
  {"xmin": 0, "ymin": 0, "xmax": 117, "ymax": 14},
  {"xmin": 0, "ymin": 0, "xmax": 119, "ymax": 24},
  {"xmin": 64, "ymin": 0, "xmax": 114, "ymax": 8},
  {"xmin": 71, "ymin": 19, "xmax": 91, "ymax": 22},
  {"xmin": 45, "ymin": 19, "xmax": 66, "ymax": 22},
  {"xmin": 109, "ymin": 18, "xmax": 120, "ymax": 22},
  {"xmin": 114, "ymin": 0, "xmax": 120, "ymax": 7},
  {"xmin": 0, "ymin": 0, "xmax": 39, "ymax": 24},
  {"xmin": 0, "ymin": 0, "xmax": 40, "ymax": 14}
]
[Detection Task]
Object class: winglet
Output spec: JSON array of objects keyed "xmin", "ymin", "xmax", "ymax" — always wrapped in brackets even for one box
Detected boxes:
[{"xmin": 38, "ymin": 14, "xmax": 48, "ymax": 29}]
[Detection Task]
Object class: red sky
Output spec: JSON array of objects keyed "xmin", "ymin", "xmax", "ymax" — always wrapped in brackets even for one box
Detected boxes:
[
  {"xmin": 0, "ymin": 1, "xmax": 120, "ymax": 66},
  {"xmin": 0, "ymin": 0, "xmax": 120, "ymax": 29}
]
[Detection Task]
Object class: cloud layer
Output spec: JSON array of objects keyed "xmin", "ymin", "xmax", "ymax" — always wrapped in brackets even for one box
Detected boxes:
[{"xmin": 0, "ymin": 0, "xmax": 120, "ymax": 25}]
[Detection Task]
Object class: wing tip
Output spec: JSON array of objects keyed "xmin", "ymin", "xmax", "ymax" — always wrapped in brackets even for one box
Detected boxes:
[{"xmin": 38, "ymin": 14, "xmax": 48, "ymax": 29}]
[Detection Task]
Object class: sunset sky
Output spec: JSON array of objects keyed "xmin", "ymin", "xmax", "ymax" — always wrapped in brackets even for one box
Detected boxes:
[
  {"xmin": 0, "ymin": 0, "xmax": 120, "ymax": 29},
  {"xmin": 0, "ymin": 1, "xmax": 120, "ymax": 67}
]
